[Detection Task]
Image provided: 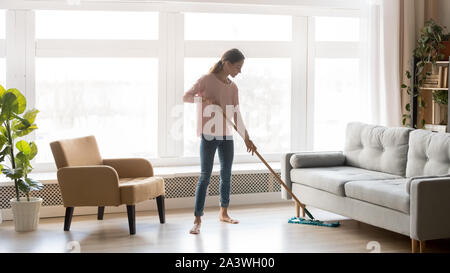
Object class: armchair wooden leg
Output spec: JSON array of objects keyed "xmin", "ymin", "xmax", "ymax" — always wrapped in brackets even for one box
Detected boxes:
[
  {"xmin": 126, "ymin": 205, "xmax": 136, "ymax": 235},
  {"xmin": 98, "ymin": 206, "xmax": 105, "ymax": 220},
  {"xmin": 411, "ymin": 239, "xmax": 419, "ymax": 253},
  {"xmin": 295, "ymin": 202, "xmax": 300, "ymax": 218},
  {"xmin": 64, "ymin": 207, "xmax": 74, "ymax": 231},
  {"xmin": 156, "ymin": 195, "xmax": 165, "ymax": 224}
]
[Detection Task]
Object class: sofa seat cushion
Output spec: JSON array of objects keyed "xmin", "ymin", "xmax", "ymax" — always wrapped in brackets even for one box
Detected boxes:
[
  {"xmin": 344, "ymin": 179, "xmax": 410, "ymax": 214},
  {"xmin": 290, "ymin": 166, "xmax": 402, "ymax": 196},
  {"xmin": 119, "ymin": 176, "xmax": 165, "ymax": 205}
]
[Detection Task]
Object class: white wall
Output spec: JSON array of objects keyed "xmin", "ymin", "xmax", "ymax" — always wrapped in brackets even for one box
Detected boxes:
[{"xmin": 437, "ymin": 0, "xmax": 450, "ymax": 30}]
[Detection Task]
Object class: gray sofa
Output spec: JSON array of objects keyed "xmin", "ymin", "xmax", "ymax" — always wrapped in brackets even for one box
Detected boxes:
[{"xmin": 281, "ymin": 122, "xmax": 450, "ymax": 253}]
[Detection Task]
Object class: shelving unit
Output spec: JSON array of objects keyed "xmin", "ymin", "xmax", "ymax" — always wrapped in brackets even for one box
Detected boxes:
[{"xmin": 410, "ymin": 57, "xmax": 450, "ymax": 132}]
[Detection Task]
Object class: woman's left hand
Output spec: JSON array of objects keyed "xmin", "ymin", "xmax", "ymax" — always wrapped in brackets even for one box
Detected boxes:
[{"xmin": 245, "ymin": 138, "xmax": 257, "ymax": 156}]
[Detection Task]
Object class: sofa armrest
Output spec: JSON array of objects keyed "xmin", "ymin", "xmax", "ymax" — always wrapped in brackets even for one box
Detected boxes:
[
  {"xmin": 281, "ymin": 152, "xmax": 297, "ymax": 200},
  {"xmin": 103, "ymin": 158, "xmax": 154, "ymax": 178},
  {"xmin": 410, "ymin": 177, "xmax": 450, "ymax": 241},
  {"xmin": 57, "ymin": 165, "xmax": 121, "ymax": 207},
  {"xmin": 289, "ymin": 151, "xmax": 345, "ymax": 169}
]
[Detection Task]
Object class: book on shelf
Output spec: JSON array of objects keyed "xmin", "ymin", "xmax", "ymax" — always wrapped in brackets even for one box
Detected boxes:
[
  {"xmin": 444, "ymin": 66, "xmax": 449, "ymax": 88},
  {"xmin": 422, "ymin": 66, "xmax": 448, "ymax": 88}
]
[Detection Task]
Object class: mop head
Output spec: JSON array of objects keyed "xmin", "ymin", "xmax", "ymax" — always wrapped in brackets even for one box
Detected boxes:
[{"xmin": 288, "ymin": 217, "xmax": 340, "ymax": 228}]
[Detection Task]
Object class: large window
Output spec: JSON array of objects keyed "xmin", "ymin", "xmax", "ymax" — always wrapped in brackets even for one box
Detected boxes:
[
  {"xmin": 2, "ymin": 6, "xmax": 364, "ymax": 170},
  {"xmin": 35, "ymin": 11, "xmax": 159, "ymax": 164},
  {"xmin": 183, "ymin": 13, "xmax": 293, "ymax": 158},
  {"xmin": 314, "ymin": 58, "xmax": 361, "ymax": 150},
  {"xmin": 311, "ymin": 16, "xmax": 363, "ymax": 151},
  {"xmin": 35, "ymin": 58, "xmax": 158, "ymax": 162},
  {"xmin": 232, "ymin": 58, "xmax": 291, "ymax": 155},
  {"xmin": 183, "ymin": 58, "xmax": 291, "ymax": 156}
]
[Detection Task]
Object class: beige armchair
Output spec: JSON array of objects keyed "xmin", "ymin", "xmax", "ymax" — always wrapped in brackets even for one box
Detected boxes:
[{"xmin": 50, "ymin": 135, "xmax": 165, "ymax": 235}]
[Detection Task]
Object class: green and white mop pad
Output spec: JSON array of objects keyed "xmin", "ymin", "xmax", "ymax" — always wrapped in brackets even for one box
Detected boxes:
[{"xmin": 288, "ymin": 217, "xmax": 340, "ymax": 228}]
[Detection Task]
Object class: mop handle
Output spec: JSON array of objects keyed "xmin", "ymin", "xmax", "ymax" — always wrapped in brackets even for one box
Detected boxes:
[{"xmin": 213, "ymin": 102, "xmax": 306, "ymax": 210}]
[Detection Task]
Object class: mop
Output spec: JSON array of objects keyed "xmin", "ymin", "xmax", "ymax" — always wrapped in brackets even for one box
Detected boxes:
[{"xmin": 209, "ymin": 99, "xmax": 340, "ymax": 228}]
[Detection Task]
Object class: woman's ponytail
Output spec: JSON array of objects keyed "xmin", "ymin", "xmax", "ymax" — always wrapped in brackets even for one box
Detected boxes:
[
  {"xmin": 208, "ymin": 48, "xmax": 245, "ymax": 74},
  {"xmin": 209, "ymin": 60, "xmax": 224, "ymax": 74}
]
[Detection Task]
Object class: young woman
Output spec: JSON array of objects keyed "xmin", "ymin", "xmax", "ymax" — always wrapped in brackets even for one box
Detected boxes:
[{"xmin": 183, "ymin": 48, "xmax": 257, "ymax": 235}]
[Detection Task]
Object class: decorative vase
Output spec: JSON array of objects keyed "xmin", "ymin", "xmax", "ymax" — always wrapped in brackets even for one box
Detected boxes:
[{"xmin": 10, "ymin": 197, "xmax": 43, "ymax": 232}]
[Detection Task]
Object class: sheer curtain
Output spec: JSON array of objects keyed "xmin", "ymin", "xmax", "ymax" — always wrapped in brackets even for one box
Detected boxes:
[
  {"xmin": 362, "ymin": 0, "xmax": 438, "ymax": 127},
  {"xmin": 361, "ymin": 0, "xmax": 402, "ymax": 126}
]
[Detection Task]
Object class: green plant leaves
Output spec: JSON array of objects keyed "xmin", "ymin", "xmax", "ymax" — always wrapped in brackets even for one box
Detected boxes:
[
  {"xmin": 0, "ymin": 85, "xmax": 5, "ymax": 99},
  {"xmin": 0, "ymin": 85, "xmax": 41, "ymax": 199},
  {"xmin": 432, "ymin": 90, "xmax": 448, "ymax": 105},
  {"xmin": 0, "ymin": 92, "xmax": 18, "ymax": 123},
  {"xmin": 29, "ymin": 142, "xmax": 38, "ymax": 160},
  {"xmin": 2, "ymin": 167, "xmax": 24, "ymax": 180},
  {"xmin": 7, "ymin": 89, "xmax": 26, "ymax": 114},
  {"xmin": 17, "ymin": 178, "xmax": 43, "ymax": 194},
  {"xmin": 16, "ymin": 140, "xmax": 31, "ymax": 155}
]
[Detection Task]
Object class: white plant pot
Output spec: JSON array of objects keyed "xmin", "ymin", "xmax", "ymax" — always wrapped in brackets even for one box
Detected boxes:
[{"xmin": 10, "ymin": 197, "xmax": 43, "ymax": 232}]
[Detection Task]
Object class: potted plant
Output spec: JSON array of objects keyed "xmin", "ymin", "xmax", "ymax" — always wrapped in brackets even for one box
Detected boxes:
[
  {"xmin": 0, "ymin": 84, "xmax": 42, "ymax": 232},
  {"xmin": 402, "ymin": 19, "xmax": 449, "ymax": 127}
]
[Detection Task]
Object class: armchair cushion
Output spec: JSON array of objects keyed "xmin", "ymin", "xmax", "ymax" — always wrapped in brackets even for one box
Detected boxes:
[
  {"xmin": 103, "ymin": 158, "xmax": 154, "ymax": 178},
  {"xmin": 289, "ymin": 151, "xmax": 345, "ymax": 169},
  {"xmin": 119, "ymin": 177, "xmax": 165, "ymax": 205},
  {"xmin": 57, "ymin": 165, "xmax": 121, "ymax": 207}
]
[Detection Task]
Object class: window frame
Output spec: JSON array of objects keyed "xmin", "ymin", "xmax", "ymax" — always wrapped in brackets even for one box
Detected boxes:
[{"xmin": 1, "ymin": 3, "xmax": 362, "ymax": 172}]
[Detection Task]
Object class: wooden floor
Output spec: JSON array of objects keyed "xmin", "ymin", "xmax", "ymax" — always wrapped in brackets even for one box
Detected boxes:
[{"xmin": 1, "ymin": 202, "xmax": 449, "ymax": 253}]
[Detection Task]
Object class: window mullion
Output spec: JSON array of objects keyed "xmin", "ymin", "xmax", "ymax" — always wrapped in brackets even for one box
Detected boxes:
[
  {"xmin": 291, "ymin": 16, "xmax": 308, "ymax": 151},
  {"xmin": 157, "ymin": 11, "xmax": 169, "ymax": 158},
  {"xmin": 306, "ymin": 16, "xmax": 316, "ymax": 151},
  {"xmin": 6, "ymin": 10, "xmax": 35, "ymax": 145}
]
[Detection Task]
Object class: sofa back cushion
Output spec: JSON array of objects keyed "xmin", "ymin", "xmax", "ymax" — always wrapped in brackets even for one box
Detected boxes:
[
  {"xmin": 406, "ymin": 129, "xmax": 450, "ymax": 177},
  {"xmin": 344, "ymin": 122, "xmax": 412, "ymax": 176}
]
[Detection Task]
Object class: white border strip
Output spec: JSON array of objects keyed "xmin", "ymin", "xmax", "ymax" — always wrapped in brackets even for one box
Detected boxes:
[{"xmin": 0, "ymin": 192, "xmax": 288, "ymax": 221}]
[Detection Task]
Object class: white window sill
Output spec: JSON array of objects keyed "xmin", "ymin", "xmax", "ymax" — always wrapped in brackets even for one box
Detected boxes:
[{"xmin": 0, "ymin": 162, "xmax": 281, "ymax": 186}]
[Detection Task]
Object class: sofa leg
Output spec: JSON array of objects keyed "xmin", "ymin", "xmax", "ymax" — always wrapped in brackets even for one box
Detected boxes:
[
  {"xmin": 295, "ymin": 202, "xmax": 300, "ymax": 218},
  {"xmin": 126, "ymin": 205, "xmax": 136, "ymax": 235},
  {"xmin": 302, "ymin": 207, "xmax": 305, "ymax": 218},
  {"xmin": 420, "ymin": 241, "xmax": 426, "ymax": 253},
  {"xmin": 64, "ymin": 207, "xmax": 74, "ymax": 231},
  {"xmin": 97, "ymin": 206, "xmax": 105, "ymax": 220},
  {"xmin": 411, "ymin": 239, "xmax": 419, "ymax": 253},
  {"xmin": 156, "ymin": 195, "xmax": 165, "ymax": 224}
]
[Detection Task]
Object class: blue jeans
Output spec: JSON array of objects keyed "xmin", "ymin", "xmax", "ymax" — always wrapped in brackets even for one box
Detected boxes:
[{"xmin": 194, "ymin": 134, "xmax": 234, "ymax": 217}]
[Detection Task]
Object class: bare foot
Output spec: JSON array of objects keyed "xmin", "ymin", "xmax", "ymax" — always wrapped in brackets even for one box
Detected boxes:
[
  {"xmin": 190, "ymin": 223, "xmax": 201, "ymax": 234},
  {"xmin": 220, "ymin": 216, "xmax": 239, "ymax": 224}
]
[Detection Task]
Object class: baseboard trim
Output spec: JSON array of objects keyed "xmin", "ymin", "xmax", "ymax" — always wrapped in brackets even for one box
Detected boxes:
[{"xmin": 0, "ymin": 192, "xmax": 287, "ymax": 221}]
